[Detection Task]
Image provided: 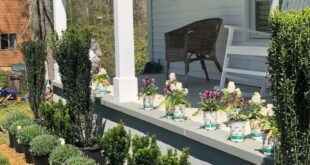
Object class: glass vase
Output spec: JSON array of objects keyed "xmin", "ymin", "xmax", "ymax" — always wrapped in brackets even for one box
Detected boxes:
[
  {"xmin": 143, "ymin": 95, "xmax": 154, "ymax": 110},
  {"xmin": 173, "ymin": 104, "xmax": 186, "ymax": 122},
  {"xmin": 230, "ymin": 121, "xmax": 246, "ymax": 143},
  {"xmin": 203, "ymin": 111, "xmax": 217, "ymax": 130},
  {"xmin": 263, "ymin": 136, "xmax": 274, "ymax": 155}
]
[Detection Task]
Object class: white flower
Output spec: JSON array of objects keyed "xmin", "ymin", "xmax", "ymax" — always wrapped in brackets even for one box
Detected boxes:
[
  {"xmin": 251, "ymin": 92, "xmax": 261, "ymax": 103},
  {"xmin": 235, "ymin": 88, "xmax": 241, "ymax": 96},
  {"xmin": 170, "ymin": 84, "xmax": 177, "ymax": 91},
  {"xmin": 169, "ymin": 73, "xmax": 176, "ymax": 81},
  {"xmin": 98, "ymin": 68, "xmax": 107, "ymax": 75},
  {"xmin": 184, "ymin": 88, "xmax": 188, "ymax": 94},
  {"xmin": 226, "ymin": 81, "xmax": 236, "ymax": 93},
  {"xmin": 176, "ymin": 82, "xmax": 183, "ymax": 91},
  {"xmin": 266, "ymin": 104, "xmax": 274, "ymax": 116},
  {"xmin": 260, "ymin": 107, "xmax": 268, "ymax": 116}
]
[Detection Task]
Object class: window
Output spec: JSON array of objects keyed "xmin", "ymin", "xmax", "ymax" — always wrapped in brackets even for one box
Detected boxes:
[
  {"xmin": 251, "ymin": 0, "xmax": 283, "ymax": 33},
  {"xmin": 0, "ymin": 34, "xmax": 17, "ymax": 50}
]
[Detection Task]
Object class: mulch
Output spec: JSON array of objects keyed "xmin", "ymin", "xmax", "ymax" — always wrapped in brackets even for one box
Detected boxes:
[{"xmin": 0, "ymin": 131, "xmax": 32, "ymax": 165}]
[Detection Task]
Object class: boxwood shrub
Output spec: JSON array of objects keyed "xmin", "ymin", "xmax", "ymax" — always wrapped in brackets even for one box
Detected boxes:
[
  {"xmin": 65, "ymin": 156, "xmax": 96, "ymax": 165},
  {"xmin": 49, "ymin": 144, "xmax": 84, "ymax": 164},
  {"xmin": 8, "ymin": 119, "xmax": 33, "ymax": 136},
  {"xmin": 16, "ymin": 125, "xmax": 47, "ymax": 144},
  {"xmin": 1, "ymin": 111, "xmax": 31, "ymax": 131},
  {"xmin": 30, "ymin": 134, "xmax": 60, "ymax": 156},
  {"xmin": 0, "ymin": 154, "xmax": 9, "ymax": 165}
]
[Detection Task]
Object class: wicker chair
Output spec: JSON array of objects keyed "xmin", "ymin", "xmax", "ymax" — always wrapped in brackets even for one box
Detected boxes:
[{"xmin": 165, "ymin": 18, "xmax": 223, "ymax": 87}]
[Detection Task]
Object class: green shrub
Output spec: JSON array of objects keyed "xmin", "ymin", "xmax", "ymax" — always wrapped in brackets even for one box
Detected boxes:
[
  {"xmin": 30, "ymin": 134, "xmax": 60, "ymax": 156},
  {"xmin": 99, "ymin": 122, "xmax": 131, "ymax": 165},
  {"xmin": 40, "ymin": 100, "xmax": 73, "ymax": 143},
  {"xmin": 49, "ymin": 144, "xmax": 84, "ymax": 164},
  {"xmin": 51, "ymin": 26, "xmax": 94, "ymax": 147},
  {"xmin": 21, "ymin": 40, "xmax": 47, "ymax": 119},
  {"xmin": 0, "ymin": 70, "xmax": 9, "ymax": 89},
  {"xmin": 0, "ymin": 154, "xmax": 9, "ymax": 165},
  {"xmin": 1, "ymin": 111, "xmax": 31, "ymax": 131},
  {"xmin": 65, "ymin": 156, "xmax": 96, "ymax": 165},
  {"xmin": 268, "ymin": 7, "xmax": 310, "ymax": 164},
  {"xmin": 129, "ymin": 134, "xmax": 161, "ymax": 165},
  {"xmin": 16, "ymin": 125, "xmax": 46, "ymax": 144},
  {"xmin": 8, "ymin": 119, "xmax": 33, "ymax": 136},
  {"xmin": 159, "ymin": 148, "xmax": 190, "ymax": 165}
]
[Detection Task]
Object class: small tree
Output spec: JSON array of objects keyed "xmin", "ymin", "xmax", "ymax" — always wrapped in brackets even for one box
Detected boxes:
[
  {"xmin": 21, "ymin": 40, "xmax": 47, "ymax": 119},
  {"xmin": 51, "ymin": 26, "xmax": 93, "ymax": 147},
  {"xmin": 268, "ymin": 8, "xmax": 310, "ymax": 164}
]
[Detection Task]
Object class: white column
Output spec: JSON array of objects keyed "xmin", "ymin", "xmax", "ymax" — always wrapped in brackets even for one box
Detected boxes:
[
  {"xmin": 113, "ymin": 0, "xmax": 138, "ymax": 102},
  {"xmin": 53, "ymin": 0, "xmax": 67, "ymax": 81}
]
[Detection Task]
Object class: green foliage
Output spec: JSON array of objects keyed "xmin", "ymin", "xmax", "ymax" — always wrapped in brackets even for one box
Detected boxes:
[
  {"xmin": 49, "ymin": 145, "xmax": 84, "ymax": 164},
  {"xmin": 51, "ymin": 26, "xmax": 94, "ymax": 147},
  {"xmin": 1, "ymin": 110, "xmax": 31, "ymax": 131},
  {"xmin": 268, "ymin": 7, "xmax": 310, "ymax": 164},
  {"xmin": 8, "ymin": 119, "xmax": 33, "ymax": 136},
  {"xmin": 227, "ymin": 108, "xmax": 248, "ymax": 122},
  {"xmin": 30, "ymin": 134, "xmax": 60, "ymax": 156},
  {"xmin": 129, "ymin": 134, "xmax": 161, "ymax": 165},
  {"xmin": 99, "ymin": 122, "xmax": 131, "ymax": 165},
  {"xmin": 16, "ymin": 125, "xmax": 46, "ymax": 145},
  {"xmin": 0, "ymin": 154, "xmax": 9, "ymax": 165},
  {"xmin": 21, "ymin": 40, "xmax": 47, "ymax": 119},
  {"xmin": 65, "ymin": 156, "xmax": 96, "ymax": 165},
  {"xmin": 0, "ymin": 70, "xmax": 9, "ymax": 89},
  {"xmin": 159, "ymin": 148, "xmax": 191, "ymax": 165},
  {"xmin": 40, "ymin": 100, "xmax": 73, "ymax": 143}
]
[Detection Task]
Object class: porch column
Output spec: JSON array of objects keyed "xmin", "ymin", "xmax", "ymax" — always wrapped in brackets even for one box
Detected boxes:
[
  {"xmin": 53, "ymin": 0, "xmax": 67, "ymax": 81},
  {"xmin": 113, "ymin": 0, "xmax": 138, "ymax": 102}
]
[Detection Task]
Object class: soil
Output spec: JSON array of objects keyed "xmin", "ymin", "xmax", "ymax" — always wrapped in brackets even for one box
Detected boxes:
[{"xmin": 0, "ymin": 132, "xmax": 32, "ymax": 165}]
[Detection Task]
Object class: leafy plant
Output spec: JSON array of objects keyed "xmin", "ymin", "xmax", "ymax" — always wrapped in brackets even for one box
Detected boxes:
[
  {"xmin": 227, "ymin": 108, "xmax": 248, "ymax": 122},
  {"xmin": 179, "ymin": 148, "xmax": 191, "ymax": 165},
  {"xmin": 49, "ymin": 144, "xmax": 84, "ymax": 164},
  {"xmin": 138, "ymin": 77, "xmax": 158, "ymax": 98},
  {"xmin": 65, "ymin": 156, "xmax": 97, "ymax": 165},
  {"xmin": 247, "ymin": 92, "xmax": 266, "ymax": 120},
  {"xmin": 0, "ymin": 154, "xmax": 9, "ymax": 165},
  {"xmin": 193, "ymin": 90, "xmax": 222, "ymax": 116},
  {"xmin": 51, "ymin": 26, "xmax": 94, "ymax": 147},
  {"xmin": 0, "ymin": 70, "xmax": 9, "ymax": 89},
  {"xmin": 268, "ymin": 8, "xmax": 310, "ymax": 164},
  {"xmin": 40, "ymin": 100, "xmax": 73, "ymax": 143},
  {"xmin": 16, "ymin": 125, "xmax": 47, "ymax": 144},
  {"xmin": 1, "ymin": 110, "xmax": 31, "ymax": 131},
  {"xmin": 129, "ymin": 134, "xmax": 161, "ymax": 165},
  {"xmin": 30, "ymin": 134, "xmax": 60, "ymax": 156},
  {"xmin": 159, "ymin": 148, "xmax": 190, "ymax": 165},
  {"xmin": 21, "ymin": 40, "xmax": 47, "ymax": 119},
  {"xmin": 221, "ymin": 82, "xmax": 244, "ymax": 112},
  {"xmin": 92, "ymin": 67, "xmax": 110, "ymax": 86},
  {"xmin": 8, "ymin": 119, "xmax": 33, "ymax": 136},
  {"xmin": 99, "ymin": 122, "xmax": 131, "ymax": 165}
]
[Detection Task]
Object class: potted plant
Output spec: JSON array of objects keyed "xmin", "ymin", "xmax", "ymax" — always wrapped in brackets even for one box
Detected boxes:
[
  {"xmin": 99, "ymin": 122, "xmax": 131, "ymax": 165},
  {"xmin": 228, "ymin": 108, "xmax": 248, "ymax": 143},
  {"xmin": 49, "ymin": 145, "xmax": 84, "ymax": 164},
  {"xmin": 1, "ymin": 110, "xmax": 31, "ymax": 148},
  {"xmin": 193, "ymin": 90, "xmax": 222, "ymax": 130},
  {"xmin": 17, "ymin": 125, "xmax": 47, "ymax": 163},
  {"xmin": 30, "ymin": 134, "xmax": 60, "ymax": 165},
  {"xmin": 163, "ymin": 73, "xmax": 189, "ymax": 121},
  {"xmin": 65, "ymin": 156, "xmax": 97, "ymax": 165},
  {"xmin": 8, "ymin": 119, "xmax": 33, "ymax": 153},
  {"xmin": 92, "ymin": 66, "xmax": 110, "ymax": 97},
  {"xmin": 247, "ymin": 92, "xmax": 267, "ymax": 141},
  {"xmin": 138, "ymin": 77, "xmax": 158, "ymax": 110},
  {"xmin": 261, "ymin": 107, "xmax": 277, "ymax": 156}
]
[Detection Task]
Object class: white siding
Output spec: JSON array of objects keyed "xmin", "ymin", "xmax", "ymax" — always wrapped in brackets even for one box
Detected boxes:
[{"xmin": 148, "ymin": 0, "xmax": 269, "ymax": 87}]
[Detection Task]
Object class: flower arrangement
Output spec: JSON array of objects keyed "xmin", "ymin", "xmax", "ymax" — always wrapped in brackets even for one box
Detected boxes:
[
  {"xmin": 222, "ymin": 82, "xmax": 244, "ymax": 111},
  {"xmin": 228, "ymin": 108, "xmax": 248, "ymax": 143},
  {"xmin": 138, "ymin": 77, "xmax": 158, "ymax": 98},
  {"xmin": 162, "ymin": 73, "xmax": 189, "ymax": 120},
  {"xmin": 92, "ymin": 66, "xmax": 110, "ymax": 86},
  {"xmin": 247, "ymin": 92, "xmax": 266, "ymax": 120},
  {"xmin": 138, "ymin": 77, "xmax": 158, "ymax": 110}
]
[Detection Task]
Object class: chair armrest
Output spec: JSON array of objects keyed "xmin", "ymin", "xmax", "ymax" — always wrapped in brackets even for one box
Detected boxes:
[{"xmin": 224, "ymin": 25, "xmax": 271, "ymax": 37}]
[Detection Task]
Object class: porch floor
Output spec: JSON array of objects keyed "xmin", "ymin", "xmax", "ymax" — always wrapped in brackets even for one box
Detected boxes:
[{"xmin": 137, "ymin": 73, "xmax": 264, "ymax": 107}]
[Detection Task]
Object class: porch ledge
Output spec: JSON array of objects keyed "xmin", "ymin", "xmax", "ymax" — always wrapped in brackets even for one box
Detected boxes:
[
  {"xmin": 51, "ymin": 80, "xmax": 273, "ymax": 165},
  {"xmin": 100, "ymin": 95, "xmax": 273, "ymax": 165}
]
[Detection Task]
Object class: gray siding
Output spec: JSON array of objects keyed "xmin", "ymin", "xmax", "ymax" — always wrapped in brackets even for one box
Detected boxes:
[{"xmin": 148, "ymin": 0, "xmax": 269, "ymax": 87}]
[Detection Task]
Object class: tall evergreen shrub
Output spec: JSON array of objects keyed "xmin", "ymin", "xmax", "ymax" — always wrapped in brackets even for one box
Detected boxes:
[
  {"xmin": 51, "ymin": 26, "xmax": 93, "ymax": 147},
  {"xmin": 268, "ymin": 8, "xmax": 310, "ymax": 164},
  {"xmin": 21, "ymin": 40, "xmax": 47, "ymax": 119}
]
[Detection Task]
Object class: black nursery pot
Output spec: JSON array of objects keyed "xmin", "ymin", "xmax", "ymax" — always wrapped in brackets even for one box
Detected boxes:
[
  {"xmin": 8, "ymin": 133, "xmax": 15, "ymax": 148},
  {"xmin": 14, "ymin": 138, "xmax": 24, "ymax": 153},
  {"xmin": 81, "ymin": 146, "xmax": 106, "ymax": 165},
  {"xmin": 32, "ymin": 155, "xmax": 50, "ymax": 165},
  {"xmin": 23, "ymin": 144, "xmax": 33, "ymax": 163}
]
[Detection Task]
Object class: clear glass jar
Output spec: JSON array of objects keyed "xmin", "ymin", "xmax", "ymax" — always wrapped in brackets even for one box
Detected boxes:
[
  {"xmin": 173, "ymin": 104, "xmax": 186, "ymax": 122},
  {"xmin": 143, "ymin": 95, "xmax": 154, "ymax": 110}
]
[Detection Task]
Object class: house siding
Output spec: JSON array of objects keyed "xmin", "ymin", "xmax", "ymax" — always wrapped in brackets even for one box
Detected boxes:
[
  {"xmin": 0, "ymin": 0, "xmax": 30, "ymax": 68},
  {"xmin": 148, "ymin": 0, "xmax": 268, "ymax": 87}
]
